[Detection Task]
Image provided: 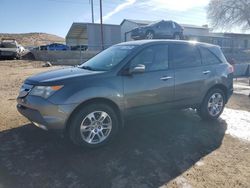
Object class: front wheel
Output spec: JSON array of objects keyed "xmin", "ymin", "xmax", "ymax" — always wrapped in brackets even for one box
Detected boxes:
[
  {"xmin": 16, "ymin": 54, "xmax": 22, "ymax": 60},
  {"xmin": 69, "ymin": 103, "xmax": 119, "ymax": 148},
  {"xmin": 197, "ymin": 88, "xmax": 225, "ymax": 120},
  {"xmin": 145, "ymin": 31, "xmax": 154, "ymax": 39}
]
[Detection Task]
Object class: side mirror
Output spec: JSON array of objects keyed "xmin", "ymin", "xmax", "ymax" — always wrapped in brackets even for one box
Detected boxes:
[{"xmin": 129, "ymin": 64, "xmax": 145, "ymax": 74}]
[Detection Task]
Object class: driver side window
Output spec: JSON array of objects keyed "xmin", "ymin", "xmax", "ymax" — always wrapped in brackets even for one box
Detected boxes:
[{"xmin": 130, "ymin": 45, "xmax": 169, "ymax": 72}]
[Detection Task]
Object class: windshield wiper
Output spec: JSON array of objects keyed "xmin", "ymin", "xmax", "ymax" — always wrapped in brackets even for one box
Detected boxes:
[
  {"xmin": 80, "ymin": 65, "xmax": 107, "ymax": 71},
  {"xmin": 80, "ymin": 65, "xmax": 96, "ymax": 71}
]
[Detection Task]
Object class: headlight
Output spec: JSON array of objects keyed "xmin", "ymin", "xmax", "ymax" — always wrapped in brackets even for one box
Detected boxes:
[{"xmin": 29, "ymin": 85, "xmax": 63, "ymax": 98}]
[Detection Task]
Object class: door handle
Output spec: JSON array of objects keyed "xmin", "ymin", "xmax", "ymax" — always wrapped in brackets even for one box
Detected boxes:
[
  {"xmin": 202, "ymin": 70, "xmax": 211, "ymax": 75},
  {"xmin": 160, "ymin": 76, "xmax": 173, "ymax": 81}
]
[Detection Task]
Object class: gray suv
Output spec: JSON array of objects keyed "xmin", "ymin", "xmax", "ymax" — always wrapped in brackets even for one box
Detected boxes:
[
  {"xmin": 17, "ymin": 40, "xmax": 233, "ymax": 148},
  {"xmin": 131, "ymin": 20, "xmax": 184, "ymax": 40}
]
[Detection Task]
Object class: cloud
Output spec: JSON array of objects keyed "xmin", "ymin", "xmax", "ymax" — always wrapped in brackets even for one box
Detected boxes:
[
  {"xmin": 138, "ymin": 0, "xmax": 209, "ymax": 11},
  {"xmin": 100, "ymin": 0, "xmax": 136, "ymax": 22}
]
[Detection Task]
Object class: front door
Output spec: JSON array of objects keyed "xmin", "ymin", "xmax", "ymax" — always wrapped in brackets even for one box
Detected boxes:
[{"xmin": 122, "ymin": 44, "xmax": 175, "ymax": 116}]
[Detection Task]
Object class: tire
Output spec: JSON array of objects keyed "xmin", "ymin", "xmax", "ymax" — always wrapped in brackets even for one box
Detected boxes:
[
  {"xmin": 174, "ymin": 33, "xmax": 181, "ymax": 40},
  {"xmin": 145, "ymin": 31, "xmax": 154, "ymax": 39},
  {"xmin": 16, "ymin": 54, "xmax": 21, "ymax": 60},
  {"xmin": 197, "ymin": 88, "xmax": 225, "ymax": 121},
  {"xmin": 69, "ymin": 103, "xmax": 120, "ymax": 148}
]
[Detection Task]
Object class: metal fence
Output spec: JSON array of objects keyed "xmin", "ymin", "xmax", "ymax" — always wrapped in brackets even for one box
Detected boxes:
[
  {"xmin": 233, "ymin": 63, "xmax": 250, "ymax": 78},
  {"xmin": 31, "ymin": 49, "xmax": 99, "ymax": 65}
]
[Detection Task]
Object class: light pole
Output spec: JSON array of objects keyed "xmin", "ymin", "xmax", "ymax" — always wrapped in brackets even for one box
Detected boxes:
[
  {"xmin": 99, "ymin": 0, "xmax": 104, "ymax": 50},
  {"xmin": 90, "ymin": 0, "xmax": 94, "ymax": 23}
]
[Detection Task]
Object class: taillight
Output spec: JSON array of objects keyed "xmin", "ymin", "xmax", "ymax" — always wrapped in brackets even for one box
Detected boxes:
[{"xmin": 228, "ymin": 64, "xmax": 234, "ymax": 73}]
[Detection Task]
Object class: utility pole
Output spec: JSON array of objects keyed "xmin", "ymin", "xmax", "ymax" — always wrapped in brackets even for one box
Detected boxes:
[
  {"xmin": 90, "ymin": 0, "xmax": 94, "ymax": 23},
  {"xmin": 99, "ymin": 0, "xmax": 104, "ymax": 50}
]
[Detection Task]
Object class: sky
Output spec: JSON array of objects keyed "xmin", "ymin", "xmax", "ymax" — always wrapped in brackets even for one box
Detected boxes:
[{"xmin": 0, "ymin": 0, "xmax": 239, "ymax": 37}]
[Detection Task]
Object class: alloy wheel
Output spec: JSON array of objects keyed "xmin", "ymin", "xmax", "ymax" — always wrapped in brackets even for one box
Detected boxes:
[
  {"xmin": 207, "ymin": 93, "xmax": 224, "ymax": 116},
  {"xmin": 146, "ymin": 32, "xmax": 153, "ymax": 39},
  {"xmin": 80, "ymin": 111, "xmax": 112, "ymax": 144}
]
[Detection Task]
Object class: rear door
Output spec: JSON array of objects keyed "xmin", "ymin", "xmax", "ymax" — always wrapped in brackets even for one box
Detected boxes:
[
  {"xmin": 122, "ymin": 44, "xmax": 175, "ymax": 116},
  {"xmin": 198, "ymin": 46, "xmax": 226, "ymax": 93},
  {"xmin": 169, "ymin": 43, "xmax": 210, "ymax": 106},
  {"xmin": 158, "ymin": 21, "xmax": 172, "ymax": 38}
]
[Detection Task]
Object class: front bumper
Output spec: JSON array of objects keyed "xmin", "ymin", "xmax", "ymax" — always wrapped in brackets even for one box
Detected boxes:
[
  {"xmin": 17, "ymin": 95, "xmax": 77, "ymax": 132},
  {"xmin": 131, "ymin": 35, "xmax": 146, "ymax": 40},
  {"xmin": 226, "ymin": 87, "xmax": 233, "ymax": 102}
]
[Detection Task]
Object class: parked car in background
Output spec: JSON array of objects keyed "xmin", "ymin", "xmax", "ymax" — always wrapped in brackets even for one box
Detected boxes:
[
  {"xmin": 131, "ymin": 20, "xmax": 184, "ymax": 40},
  {"xmin": 40, "ymin": 43, "xmax": 70, "ymax": 51},
  {"xmin": 70, "ymin": 45, "xmax": 88, "ymax": 51},
  {"xmin": 47, "ymin": 43, "xmax": 70, "ymax": 51},
  {"xmin": 0, "ymin": 39, "xmax": 22, "ymax": 59},
  {"xmin": 17, "ymin": 40, "xmax": 233, "ymax": 148},
  {"xmin": 38, "ymin": 45, "xmax": 48, "ymax": 51}
]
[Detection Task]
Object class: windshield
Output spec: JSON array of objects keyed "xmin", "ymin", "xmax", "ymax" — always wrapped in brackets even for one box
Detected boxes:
[
  {"xmin": 1, "ymin": 42, "xmax": 17, "ymax": 48},
  {"xmin": 79, "ymin": 45, "xmax": 136, "ymax": 71},
  {"xmin": 147, "ymin": 20, "xmax": 160, "ymax": 26}
]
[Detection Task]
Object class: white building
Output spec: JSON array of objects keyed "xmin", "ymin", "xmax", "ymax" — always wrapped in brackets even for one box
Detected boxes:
[
  {"xmin": 120, "ymin": 19, "xmax": 153, "ymax": 42},
  {"xmin": 66, "ymin": 22, "xmax": 121, "ymax": 50},
  {"xmin": 181, "ymin": 24, "xmax": 210, "ymax": 37}
]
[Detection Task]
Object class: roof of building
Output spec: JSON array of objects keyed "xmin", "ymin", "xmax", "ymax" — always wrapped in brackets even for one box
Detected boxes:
[
  {"xmin": 66, "ymin": 23, "xmax": 87, "ymax": 39},
  {"xmin": 223, "ymin": 32, "xmax": 250, "ymax": 37},
  {"xmin": 66, "ymin": 22, "xmax": 120, "ymax": 39},
  {"xmin": 120, "ymin": 19, "xmax": 154, "ymax": 26},
  {"xmin": 180, "ymin": 24, "xmax": 209, "ymax": 30}
]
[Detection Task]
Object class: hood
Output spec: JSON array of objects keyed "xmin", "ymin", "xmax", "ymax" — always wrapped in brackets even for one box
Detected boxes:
[
  {"xmin": 132, "ymin": 26, "xmax": 148, "ymax": 31},
  {"xmin": 25, "ymin": 67, "xmax": 104, "ymax": 85}
]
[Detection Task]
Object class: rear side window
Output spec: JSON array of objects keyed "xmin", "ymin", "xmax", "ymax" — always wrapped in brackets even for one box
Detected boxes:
[
  {"xmin": 161, "ymin": 21, "xmax": 172, "ymax": 28},
  {"xmin": 130, "ymin": 44, "xmax": 169, "ymax": 72},
  {"xmin": 169, "ymin": 44, "xmax": 201, "ymax": 69},
  {"xmin": 199, "ymin": 47, "xmax": 221, "ymax": 65},
  {"xmin": 172, "ymin": 22, "xmax": 176, "ymax": 28}
]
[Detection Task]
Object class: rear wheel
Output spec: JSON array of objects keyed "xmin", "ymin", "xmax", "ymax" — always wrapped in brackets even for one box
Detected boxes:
[
  {"xmin": 69, "ymin": 103, "xmax": 119, "ymax": 148},
  {"xmin": 174, "ymin": 33, "xmax": 181, "ymax": 40},
  {"xmin": 198, "ymin": 88, "xmax": 225, "ymax": 120}
]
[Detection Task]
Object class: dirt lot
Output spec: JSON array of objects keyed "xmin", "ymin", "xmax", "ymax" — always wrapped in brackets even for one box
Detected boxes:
[{"xmin": 0, "ymin": 60, "xmax": 250, "ymax": 188}]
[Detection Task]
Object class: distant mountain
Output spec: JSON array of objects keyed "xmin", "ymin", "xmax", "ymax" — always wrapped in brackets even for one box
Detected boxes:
[{"xmin": 0, "ymin": 33, "xmax": 65, "ymax": 47}]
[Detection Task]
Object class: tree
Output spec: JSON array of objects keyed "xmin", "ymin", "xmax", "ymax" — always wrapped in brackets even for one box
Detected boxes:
[{"xmin": 207, "ymin": 0, "xmax": 250, "ymax": 30}]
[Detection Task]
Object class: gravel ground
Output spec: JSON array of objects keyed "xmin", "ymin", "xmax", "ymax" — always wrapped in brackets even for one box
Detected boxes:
[{"xmin": 0, "ymin": 60, "xmax": 249, "ymax": 188}]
